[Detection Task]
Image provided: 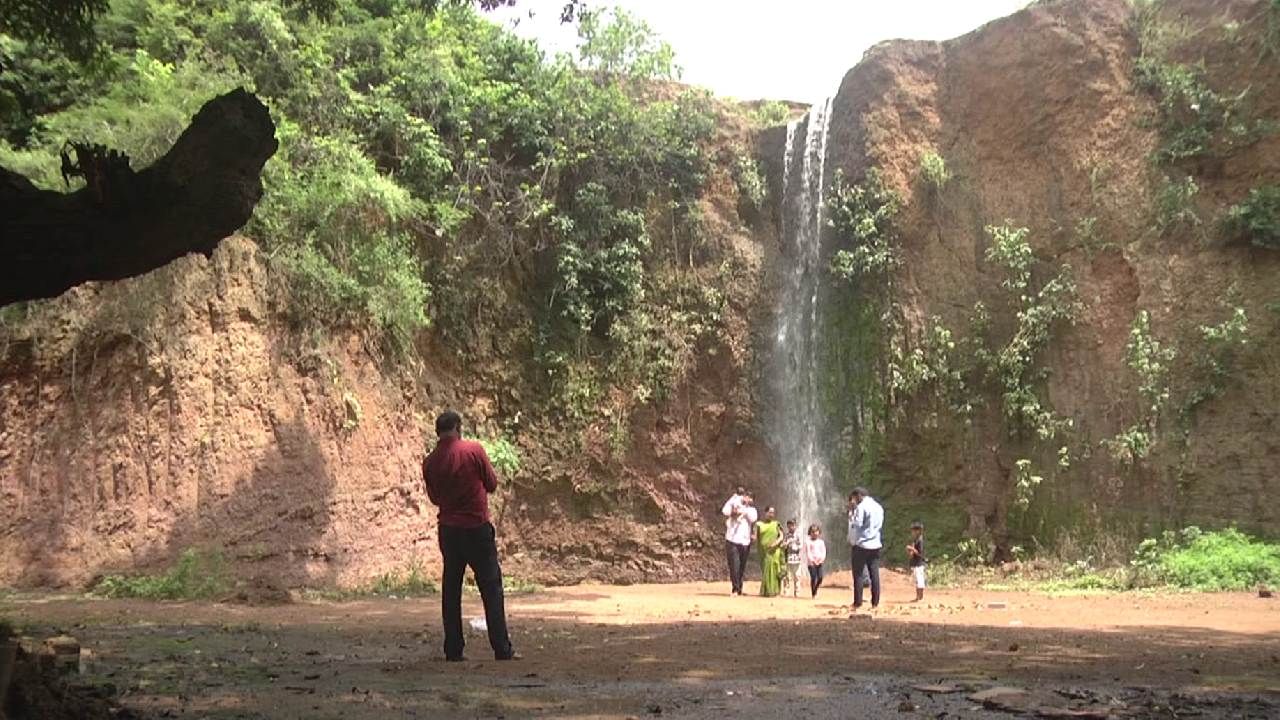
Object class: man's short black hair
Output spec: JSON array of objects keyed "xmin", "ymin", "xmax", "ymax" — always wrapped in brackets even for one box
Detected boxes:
[
  {"xmin": 435, "ymin": 410, "xmax": 462, "ymax": 436},
  {"xmin": 850, "ymin": 486, "xmax": 869, "ymax": 499}
]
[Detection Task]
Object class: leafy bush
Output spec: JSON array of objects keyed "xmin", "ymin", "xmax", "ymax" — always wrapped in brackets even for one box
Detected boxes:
[
  {"xmin": 1127, "ymin": 310, "xmax": 1176, "ymax": 416},
  {"xmin": 1011, "ymin": 458, "xmax": 1043, "ymax": 510},
  {"xmin": 1134, "ymin": 57, "xmax": 1260, "ymax": 163},
  {"xmin": 3, "ymin": 0, "xmax": 719, "ymax": 376},
  {"xmin": 982, "ymin": 223, "xmax": 1081, "ymax": 440},
  {"xmin": 1103, "ymin": 425, "xmax": 1153, "ymax": 465},
  {"xmin": 1181, "ymin": 304, "xmax": 1249, "ymax": 416},
  {"xmin": 0, "ymin": 50, "xmax": 244, "ymax": 189},
  {"xmin": 748, "ymin": 100, "xmax": 790, "ymax": 128},
  {"xmin": 1222, "ymin": 185, "xmax": 1280, "ymax": 249},
  {"xmin": 1133, "ymin": 527, "xmax": 1280, "ymax": 590},
  {"xmin": 828, "ymin": 168, "xmax": 902, "ymax": 279},
  {"xmin": 732, "ymin": 150, "xmax": 766, "ymax": 212},
  {"xmin": 575, "ymin": 6, "xmax": 678, "ymax": 81},
  {"xmin": 1155, "ymin": 174, "xmax": 1201, "ymax": 235},
  {"xmin": 94, "ymin": 548, "xmax": 230, "ymax": 600},
  {"xmin": 918, "ymin": 150, "xmax": 951, "ymax": 189},
  {"xmin": 479, "ymin": 436, "xmax": 521, "ymax": 477}
]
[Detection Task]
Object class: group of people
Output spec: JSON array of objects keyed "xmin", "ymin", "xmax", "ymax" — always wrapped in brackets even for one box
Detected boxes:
[
  {"xmin": 723, "ymin": 485, "xmax": 928, "ymax": 609},
  {"xmin": 722, "ymin": 488, "xmax": 829, "ymax": 598},
  {"xmin": 419, "ymin": 407, "xmax": 931, "ymax": 663}
]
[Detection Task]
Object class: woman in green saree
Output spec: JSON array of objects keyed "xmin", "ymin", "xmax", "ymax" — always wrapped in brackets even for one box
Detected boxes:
[{"xmin": 754, "ymin": 507, "xmax": 784, "ymax": 597}]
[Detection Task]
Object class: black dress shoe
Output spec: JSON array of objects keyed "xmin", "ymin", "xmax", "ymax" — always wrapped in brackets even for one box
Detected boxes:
[{"xmin": 496, "ymin": 651, "xmax": 522, "ymax": 661}]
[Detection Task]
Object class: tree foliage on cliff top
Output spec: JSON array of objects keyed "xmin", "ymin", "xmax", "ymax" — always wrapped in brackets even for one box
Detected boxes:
[{"xmin": 0, "ymin": 0, "xmax": 718, "ymax": 368}]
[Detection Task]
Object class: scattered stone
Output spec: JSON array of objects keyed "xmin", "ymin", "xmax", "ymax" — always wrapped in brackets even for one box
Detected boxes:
[
  {"xmin": 987, "ymin": 601, "xmax": 1008, "ymax": 610},
  {"xmin": 969, "ymin": 686, "xmax": 1033, "ymax": 712},
  {"xmin": 1035, "ymin": 707, "xmax": 1114, "ymax": 718},
  {"xmin": 913, "ymin": 683, "xmax": 961, "ymax": 694},
  {"xmin": 970, "ymin": 687, "xmax": 1027, "ymax": 702},
  {"xmin": 897, "ymin": 700, "xmax": 917, "ymax": 712},
  {"xmin": 1009, "ymin": 643, "xmax": 1021, "ymax": 652},
  {"xmin": 1260, "ymin": 589, "xmax": 1274, "ymax": 599}
]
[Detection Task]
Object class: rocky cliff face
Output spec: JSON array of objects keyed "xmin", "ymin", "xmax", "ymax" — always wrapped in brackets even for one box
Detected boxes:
[
  {"xmin": 761, "ymin": 0, "xmax": 1279, "ymax": 557},
  {"xmin": 0, "ymin": 106, "xmax": 774, "ymax": 588},
  {"xmin": 3, "ymin": 0, "xmax": 1278, "ymax": 587}
]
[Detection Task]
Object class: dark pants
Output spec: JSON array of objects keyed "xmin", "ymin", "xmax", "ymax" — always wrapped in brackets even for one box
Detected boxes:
[
  {"xmin": 807, "ymin": 563, "xmax": 825, "ymax": 597},
  {"xmin": 440, "ymin": 523, "xmax": 513, "ymax": 660},
  {"xmin": 851, "ymin": 546, "xmax": 882, "ymax": 608},
  {"xmin": 726, "ymin": 541, "xmax": 751, "ymax": 594}
]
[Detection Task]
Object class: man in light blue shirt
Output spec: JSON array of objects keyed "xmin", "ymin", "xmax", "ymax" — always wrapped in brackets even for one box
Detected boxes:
[{"xmin": 847, "ymin": 487, "xmax": 884, "ymax": 611}]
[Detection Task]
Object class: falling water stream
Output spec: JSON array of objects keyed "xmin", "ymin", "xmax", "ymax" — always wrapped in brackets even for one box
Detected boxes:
[{"xmin": 772, "ymin": 98, "xmax": 836, "ymax": 531}]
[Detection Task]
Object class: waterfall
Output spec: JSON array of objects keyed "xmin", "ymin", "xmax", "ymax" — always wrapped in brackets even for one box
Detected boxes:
[{"xmin": 772, "ymin": 98, "xmax": 836, "ymax": 533}]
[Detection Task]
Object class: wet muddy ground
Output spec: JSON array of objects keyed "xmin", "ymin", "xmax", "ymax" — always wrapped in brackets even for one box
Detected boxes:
[{"xmin": 3, "ymin": 571, "xmax": 1278, "ymax": 718}]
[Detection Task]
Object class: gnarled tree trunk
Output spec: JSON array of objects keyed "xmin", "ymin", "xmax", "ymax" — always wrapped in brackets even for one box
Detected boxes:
[{"xmin": 0, "ymin": 87, "xmax": 277, "ymax": 306}]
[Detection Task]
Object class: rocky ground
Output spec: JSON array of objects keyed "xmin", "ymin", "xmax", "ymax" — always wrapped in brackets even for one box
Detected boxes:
[{"xmin": 2, "ymin": 571, "xmax": 1277, "ymax": 718}]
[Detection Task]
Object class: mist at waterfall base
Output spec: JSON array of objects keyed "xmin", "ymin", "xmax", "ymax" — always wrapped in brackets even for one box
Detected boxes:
[{"xmin": 768, "ymin": 97, "xmax": 845, "ymax": 542}]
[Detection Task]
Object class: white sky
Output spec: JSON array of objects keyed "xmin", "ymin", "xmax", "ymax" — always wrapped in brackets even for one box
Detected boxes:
[{"xmin": 488, "ymin": 1, "xmax": 1030, "ymax": 104}]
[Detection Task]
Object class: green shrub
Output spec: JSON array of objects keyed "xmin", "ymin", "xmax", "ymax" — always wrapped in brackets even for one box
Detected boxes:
[
  {"xmin": 1133, "ymin": 527, "xmax": 1280, "ymax": 590},
  {"xmin": 732, "ymin": 151, "xmax": 766, "ymax": 212},
  {"xmin": 501, "ymin": 576, "xmax": 542, "ymax": 594},
  {"xmin": 1011, "ymin": 458, "xmax": 1043, "ymax": 509},
  {"xmin": 1222, "ymin": 185, "xmax": 1280, "ymax": 249},
  {"xmin": 982, "ymin": 223, "xmax": 1081, "ymax": 441},
  {"xmin": 366, "ymin": 563, "xmax": 438, "ymax": 597},
  {"xmin": 0, "ymin": 50, "xmax": 244, "ymax": 190},
  {"xmin": 1134, "ymin": 57, "xmax": 1258, "ymax": 163},
  {"xmin": 94, "ymin": 548, "xmax": 231, "ymax": 600},
  {"xmin": 479, "ymin": 436, "xmax": 521, "ymax": 477},
  {"xmin": 918, "ymin": 150, "xmax": 951, "ymax": 189},
  {"xmin": 1155, "ymin": 175, "xmax": 1201, "ymax": 235},
  {"xmin": 748, "ymin": 100, "xmax": 790, "ymax": 128},
  {"xmin": 4, "ymin": 0, "xmax": 719, "ymax": 376},
  {"xmin": 828, "ymin": 168, "xmax": 902, "ymax": 279},
  {"xmin": 1102, "ymin": 425, "xmax": 1153, "ymax": 465}
]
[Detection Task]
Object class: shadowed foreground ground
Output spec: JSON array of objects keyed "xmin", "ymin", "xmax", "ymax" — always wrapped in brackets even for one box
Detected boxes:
[{"xmin": 3, "ymin": 572, "xmax": 1278, "ymax": 718}]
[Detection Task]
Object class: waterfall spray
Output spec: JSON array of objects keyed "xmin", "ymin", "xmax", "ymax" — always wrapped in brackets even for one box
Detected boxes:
[{"xmin": 772, "ymin": 98, "xmax": 836, "ymax": 533}]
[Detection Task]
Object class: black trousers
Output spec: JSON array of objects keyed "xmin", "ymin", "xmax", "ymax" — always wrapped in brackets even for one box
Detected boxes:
[
  {"xmin": 725, "ymin": 541, "xmax": 751, "ymax": 594},
  {"xmin": 440, "ymin": 523, "xmax": 513, "ymax": 660},
  {"xmin": 807, "ymin": 563, "xmax": 825, "ymax": 597},
  {"xmin": 851, "ymin": 546, "xmax": 882, "ymax": 608}
]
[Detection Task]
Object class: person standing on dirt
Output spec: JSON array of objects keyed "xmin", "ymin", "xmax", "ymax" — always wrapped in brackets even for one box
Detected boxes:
[
  {"xmin": 722, "ymin": 489, "xmax": 757, "ymax": 596},
  {"xmin": 423, "ymin": 410, "xmax": 516, "ymax": 661},
  {"xmin": 847, "ymin": 487, "xmax": 884, "ymax": 612}
]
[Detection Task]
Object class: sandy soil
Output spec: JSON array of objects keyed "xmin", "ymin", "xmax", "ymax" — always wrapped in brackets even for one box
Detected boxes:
[{"xmin": 3, "ymin": 570, "xmax": 1279, "ymax": 719}]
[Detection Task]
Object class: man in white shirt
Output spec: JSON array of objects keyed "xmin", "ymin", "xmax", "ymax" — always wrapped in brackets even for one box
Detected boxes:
[
  {"xmin": 722, "ymin": 489, "xmax": 757, "ymax": 596},
  {"xmin": 847, "ymin": 487, "xmax": 884, "ymax": 611}
]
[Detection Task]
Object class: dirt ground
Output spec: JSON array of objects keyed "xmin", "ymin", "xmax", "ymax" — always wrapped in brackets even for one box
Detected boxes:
[{"xmin": 3, "ymin": 570, "xmax": 1279, "ymax": 719}]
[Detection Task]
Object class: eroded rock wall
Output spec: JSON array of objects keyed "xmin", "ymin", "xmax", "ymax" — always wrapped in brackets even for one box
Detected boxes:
[{"xmin": 807, "ymin": 0, "xmax": 1279, "ymax": 551}]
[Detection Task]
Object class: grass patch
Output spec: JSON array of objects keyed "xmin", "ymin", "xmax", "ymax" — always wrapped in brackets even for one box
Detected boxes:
[
  {"xmin": 929, "ymin": 527, "xmax": 1279, "ymax": 593},
  {"xmin": 304, "ymin": 569, "xmax": 541, "ymax": 601},
  {"xmin": 499, "ymin": 576, "xmax": 543, "ymax": 595},
  {"xmin": 93, "ymin": 549, "xmax": 231, "ymax": 601},
  {"xmin": 303, "ymin": 563, "xmax": 439, "ymax": 601},
  {"xmin": 1135, "ymin": 527, "xmax": 1280, "ymax": 591}
]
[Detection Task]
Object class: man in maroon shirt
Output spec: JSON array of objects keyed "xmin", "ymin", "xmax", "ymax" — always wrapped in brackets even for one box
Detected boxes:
[{"xmin": 423, "ymin": 410, "xmax": 515, "ymax": 661}]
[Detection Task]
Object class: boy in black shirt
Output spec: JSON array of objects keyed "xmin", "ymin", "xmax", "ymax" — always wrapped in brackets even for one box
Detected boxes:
[{"xmin": 906, "ymin": 521, "xmax": 926, "ymax": 602}]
